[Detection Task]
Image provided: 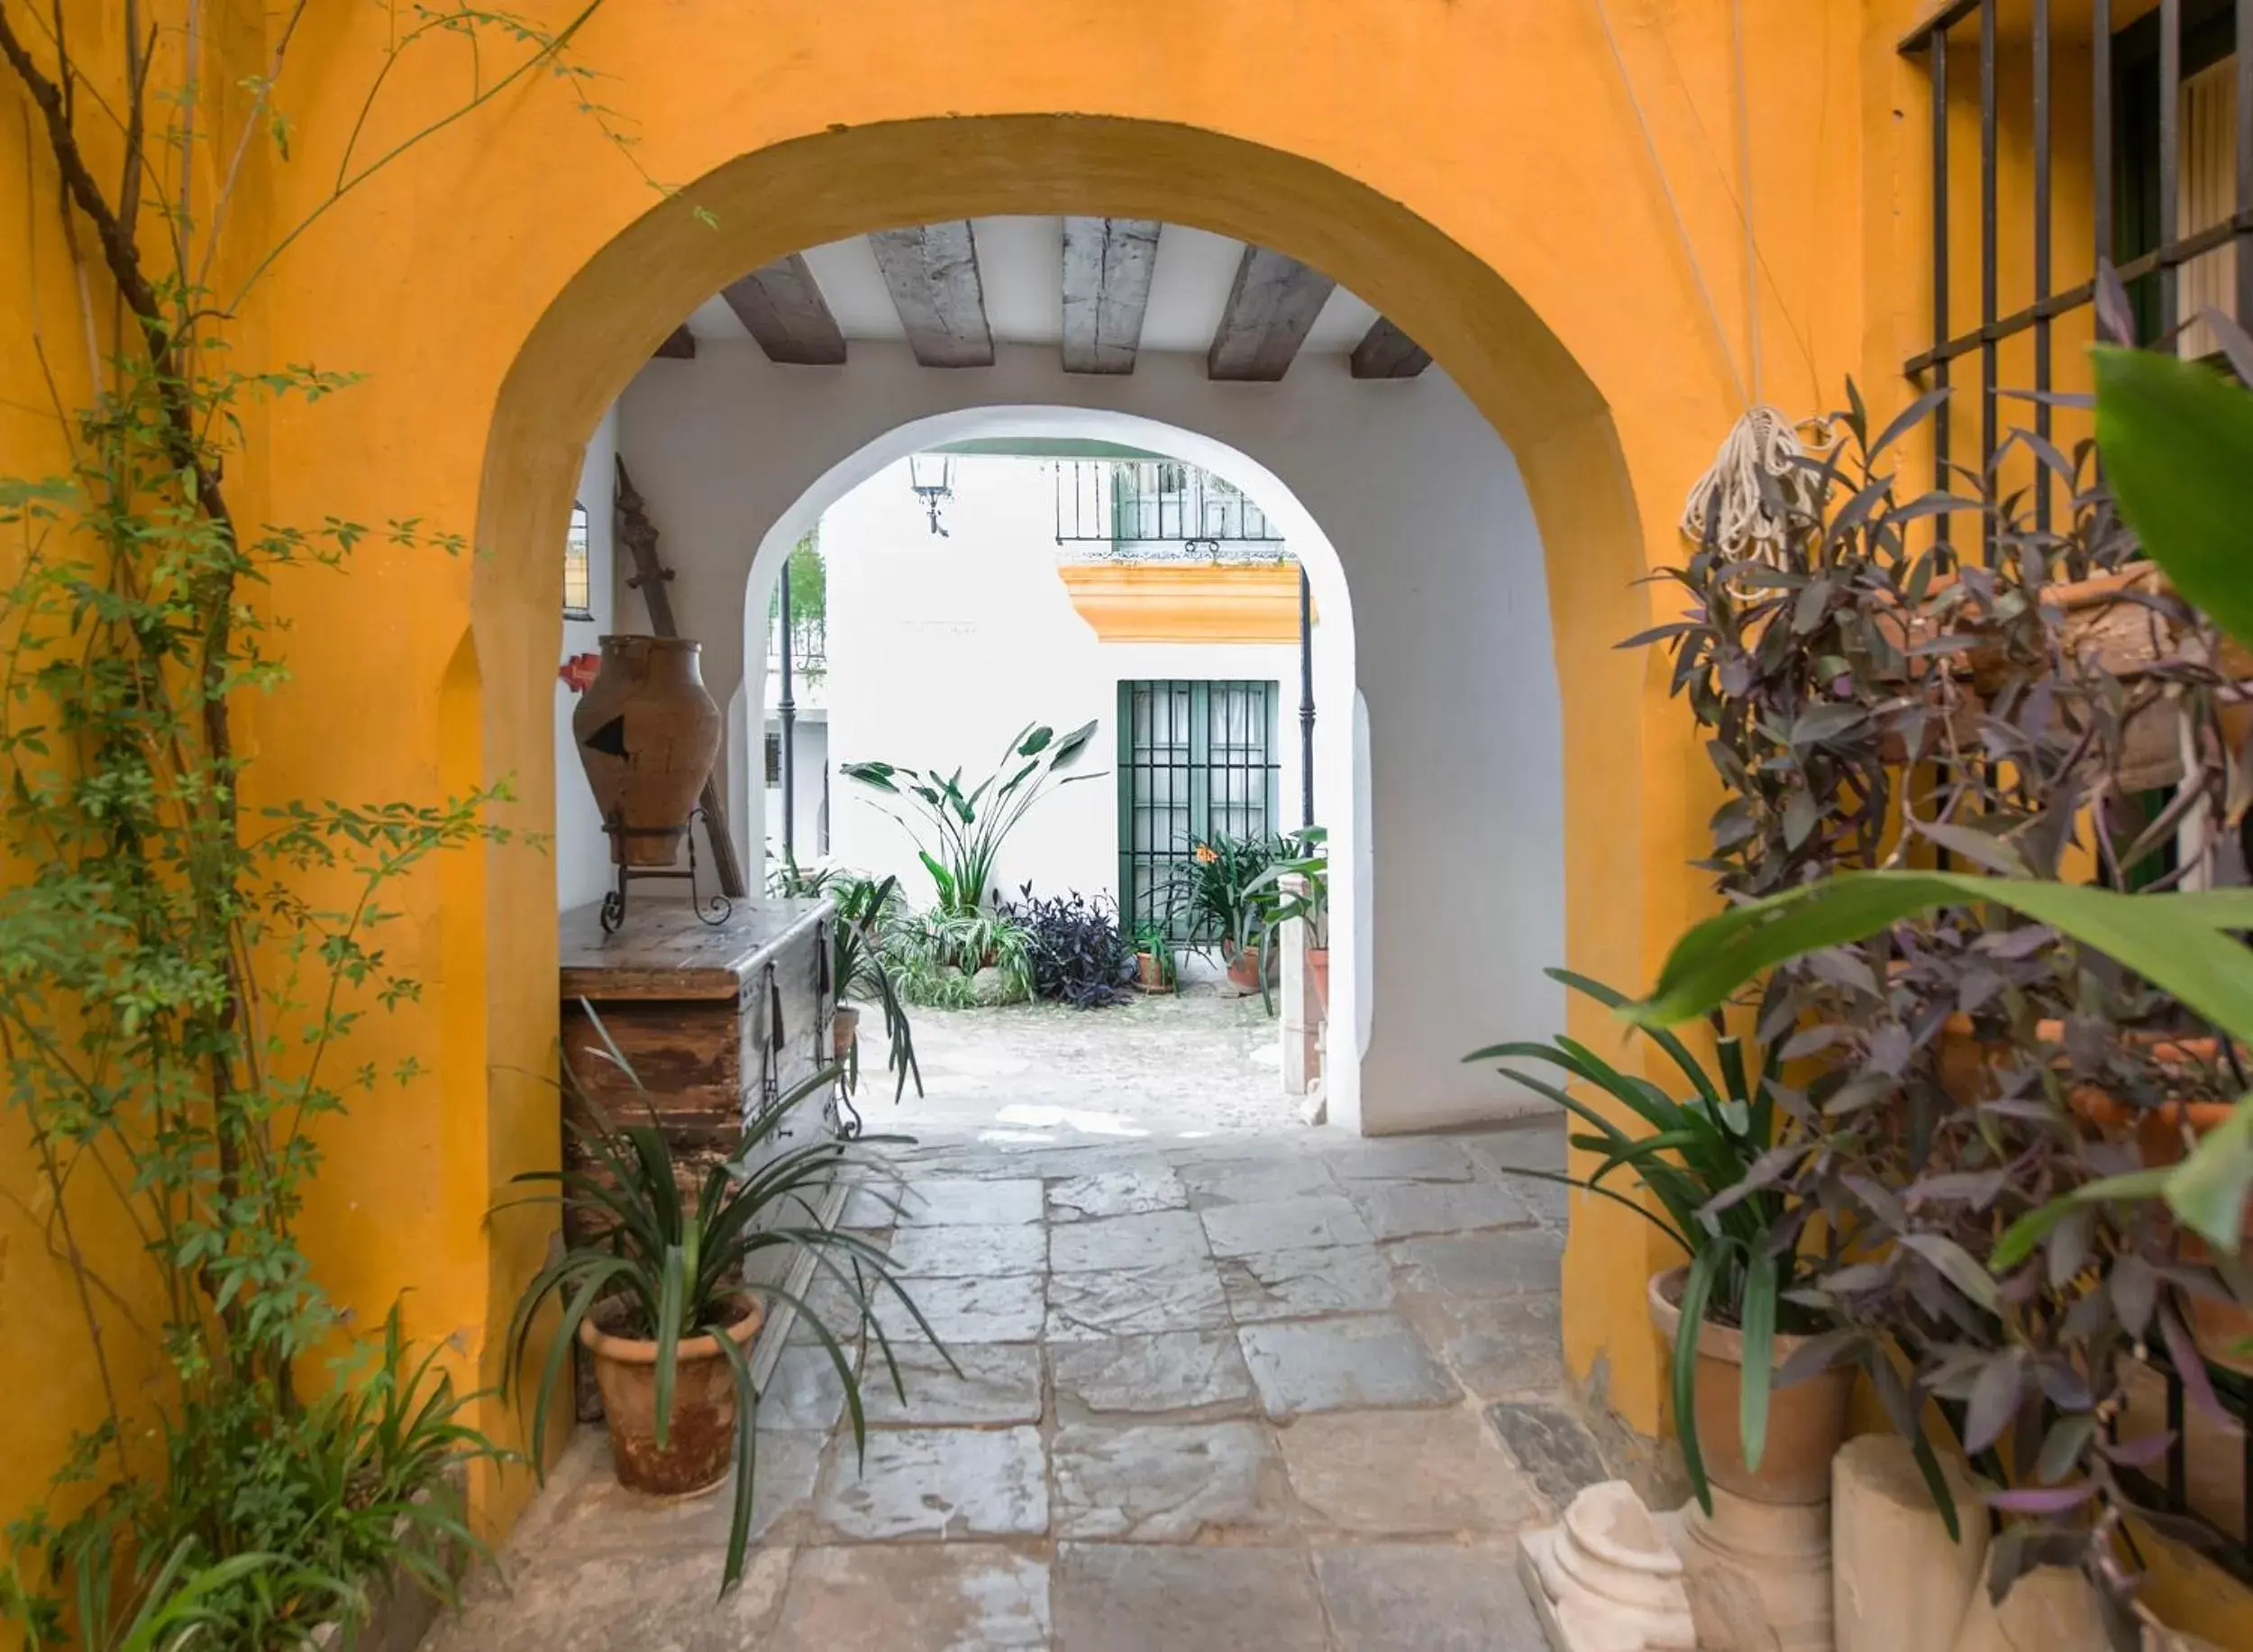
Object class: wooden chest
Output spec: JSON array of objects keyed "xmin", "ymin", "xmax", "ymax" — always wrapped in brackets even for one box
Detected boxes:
[{"xmin": 558, "ymin": 897, "xmax": 836, "ymax": 1177}]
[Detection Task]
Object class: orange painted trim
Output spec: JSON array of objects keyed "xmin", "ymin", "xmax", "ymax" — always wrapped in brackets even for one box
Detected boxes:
[{"xmin": 1056, "ymin": 562, "xmax": 1313, "ymax": 644}]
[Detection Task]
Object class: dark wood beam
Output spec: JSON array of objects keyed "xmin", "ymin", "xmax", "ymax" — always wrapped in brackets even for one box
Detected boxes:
[
  {"xmin": 1207, "ymin": 247, "xmax": 1336, "ymax": 381},
  {"xmin": 868, "ymin": 223, "xmax": 993, "ymax": 367},
  {"xmin": 1061, "ymin": 216, "xmax": 1161, "ymax": 374},
  {"xmin": 654, "ymin": 324, "xmax": 697, "ymax": 360},
  {"xmin": 721, "ymin": 253, "xmax": 847, "ymax": 366},
  {"xmin": 1350, "ymin": 318, "xmax": 1431, "ymax": 379}
]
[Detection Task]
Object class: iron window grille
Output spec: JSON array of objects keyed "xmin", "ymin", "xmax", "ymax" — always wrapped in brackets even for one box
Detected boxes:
[
  {"xmin": 562, "ymin": 500, "xmax": 593, "ymax": 618},
  {"xmin": 1116, "ymin": 679, "xmax": 1281, "ymax": 945},
  {"xmin": 1901, "ymin": 0, "xmax": 2253, "ymax": 1580},
  {"xmin": 1055, "ymin": 460, "xmax": 1284, "ymax": 559}
]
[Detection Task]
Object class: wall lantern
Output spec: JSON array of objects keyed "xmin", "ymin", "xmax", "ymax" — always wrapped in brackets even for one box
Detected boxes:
[{"xmin": 908, "ymin": 452, "xmax": 954, "ymax": 537}]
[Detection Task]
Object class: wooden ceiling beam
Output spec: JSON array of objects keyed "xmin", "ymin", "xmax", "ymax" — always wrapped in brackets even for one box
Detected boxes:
[
  {"xmin": 721, "ymin": 253, "xmax": 847, "ymax": 366},
  {"xmin": 653, "ymin": 324, "xmax": 697, "ymax": 360},
  {"xmin": 1206, "ymin": 247, "xmax": 1336, "ymax": 381},
  {"xmin": 1061, "ymin": 216, "xmax": 1162, "ymax": 374},
  {"xmin": 868, "ymin": 222, "xmax": 994, "ymax": 368},
  {"xmin": 1350, "ymin": 317, "xmax": 1432, "ymax": 379}
]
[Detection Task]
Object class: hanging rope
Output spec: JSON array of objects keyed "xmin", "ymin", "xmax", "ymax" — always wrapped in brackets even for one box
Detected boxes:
[{"xmin": 1678, "ymin": 405, "xmax": 1831, "ymax": 562}]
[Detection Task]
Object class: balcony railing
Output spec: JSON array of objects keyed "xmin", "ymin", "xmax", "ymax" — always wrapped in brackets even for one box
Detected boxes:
[{"xmin": 1054, "ymin": 460, "xmax": 1285, "ymax": 560}]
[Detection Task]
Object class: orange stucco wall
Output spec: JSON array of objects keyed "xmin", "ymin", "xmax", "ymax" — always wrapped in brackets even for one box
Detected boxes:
[{"xmin": 10, "ymin": 3, "xmax": 2243, "ymax": 1638}]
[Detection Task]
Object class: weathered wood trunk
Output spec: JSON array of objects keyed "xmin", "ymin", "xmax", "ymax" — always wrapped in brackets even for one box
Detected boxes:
[{"xmin": 558, "ymin": 898, "xmax": 835, "ymax": 1418}]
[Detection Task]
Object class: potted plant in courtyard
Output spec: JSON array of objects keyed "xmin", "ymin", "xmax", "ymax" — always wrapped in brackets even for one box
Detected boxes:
[
  {"xmin": 1133, "ymin": 920, "xmax": 1177, "ymax": 993},
  {"xmin": 1470, "ymin": 970, "xmax": 1849, "ymax": 1513},
  {"xmin": 502, "ymin": 1036, "xmax": 944, "ymax": 1594},
  {"xmin": 1247, "ymin": 826, "xmax": 1329, "ymax": 1014},
  {"xmin": 1177, "ymin": 834, "xmax": 1278, "ymax": 990}
]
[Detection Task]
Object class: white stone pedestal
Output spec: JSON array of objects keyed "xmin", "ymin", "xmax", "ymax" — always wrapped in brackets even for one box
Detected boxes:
[
  {"xmin": 1516, "ymin": 1480, "xmax": 1697, "ymax": 1651},
  {"xmin": 1277, "ymin": 874, "xmax": 1320, "ymax": 1098}
]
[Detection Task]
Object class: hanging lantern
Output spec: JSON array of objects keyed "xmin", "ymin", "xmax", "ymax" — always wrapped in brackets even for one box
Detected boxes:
[{"xmin": 907, "ymin": 452, "xmax": 954, "ymax": 537}]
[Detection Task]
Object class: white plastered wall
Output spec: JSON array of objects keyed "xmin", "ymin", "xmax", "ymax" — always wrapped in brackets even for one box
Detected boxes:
[
  {"xmin": 553, "ymin": 404, "xmax": 618, "ymax": 914},
  {"xmin": 571, "ymin": 340, "xmax": 1561, "ymax": 1135}
]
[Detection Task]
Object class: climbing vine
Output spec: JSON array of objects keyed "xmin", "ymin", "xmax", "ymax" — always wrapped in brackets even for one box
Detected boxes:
[{"xmin": 0, "ymin": 4, "xmax": 665, "ymax": 1642}]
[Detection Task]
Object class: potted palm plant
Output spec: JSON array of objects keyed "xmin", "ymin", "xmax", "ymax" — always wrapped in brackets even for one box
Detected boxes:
[
  {"xmin": 1133, "ymin": 920, "xmax": 1177, "ymax": 993},
  {"xmin": 1177, "ymin": 835, "xmax": 1277, "ymax": 990},
  {"xmin": 1247, "ymin": 826, "xmax": 1328, "ymax": 1013},
  {"xmin": 1469, "ymin": 969, "xmax": 1850, "ymax": 1513},
  {"xmin": 502, "ymin": 1028, "xmax": 943, "ymax": 1594}
]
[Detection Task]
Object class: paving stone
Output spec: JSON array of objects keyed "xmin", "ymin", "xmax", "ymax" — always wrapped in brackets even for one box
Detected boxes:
[
  {"xmin": 1053, "ymin": 1419, "xmax": 1299, "ymax": 1540},
  {"xmin": 893, "ymin": 1176, "xmax": 1045, "ymax": 1227},
  {"xmin": 1237, "ymin": 1314, "xmax": 1461, "ymax": 1416},
  {"xmin": 1051, "ymin": 1328, "xmax": 1256, "ymax": 1417},
  {"xmin": 1464, "ymin": 1124, "xmax": 1569, "ymax": 1176},
  {"xmin": 1322, "ymin": 1136, "xmax": 1482, "ymax": 1182},
  {"xmin": 1217, "ymin": 1243, "xmax": 1397, "ymax": 1323},
  {"xmin": 1199, "ymin": 1194, "xmax": 1375, "ymax": 1257},
  {"xmin": 764, "ymin": 1544, "xmax": 1048, "ymax": 1650},
  {"xmin": 1433, "ymin": 1293, "xmax": 1565, "ymax": 1396},
  {"xmin": 1348, "ymin": 1180, "xmax": 1533, "ymax": 1240},
  {"xmin": 760, "ymin": 1345, "xmax": 849, "ymax": 1431},
  {"xmin": 1045, "ymin": 1260, "xmax": 1231, "ymax": 1340},
  {"xmin": 869, "ymin": 1273, "xmax": 1046, "ymax": 1344},
  {"xmin": 1174, "ymin": 1155, "xmax": 1340, "ymax": 1209},
  {"xmin": 812, "ymin": 1426, "xmax": 1047, "ymax": 1541},
  {"xmin": 1485, "ymin": 1399, "xmax": 1610, "ymax": 1509},
  {"xmin": 1280, "ymin": 1407, "xmax": 1541, "ymax": 1535},
  {"xmin": 1387, "ymin": 1228, "xmax": 1564, "ymax": 1297},
  {"xmin": 858, "ymin": 1341, "xmax": 1044, "ymax": 1426},
  {"xmin": 1051, "ymin": 1543, "xmax": 1330, "ymax": 1652},
  {"xmin": 1047, "ymin": 1209, "xmax": 1211, "ymax": 1273},
  {"xmin": 1047, "ymin": 1164, "xmax": 1189, "ymax": 1222},
  {"xmin": 423, "ymin": 1546, "xmax": 793, "ymax": 1652},
  {"xmin": 884, "ymin": 1219, "xmax": 1047, "ymax": 1277},
  {"xmin": 530, "ymin": 1428, "xmax": 825, "ymax": 1551},
  {"xmin": 1314, "ymin": 1542, "xmax": 1549, "ymax": 1650}
]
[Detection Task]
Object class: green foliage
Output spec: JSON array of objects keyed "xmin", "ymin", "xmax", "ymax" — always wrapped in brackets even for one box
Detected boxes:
[
  {"xmin": 502, "ymin": 1028, "xmax": 942, "ymax": 1595},
  {"xmin": 1172, "ymin": 833, "xmax": 1281, "ymax": 952},
  {"xmin": 1469, "ymin": 969, "xmax": 1827, "ymax": 1518},
  {"xmin": 831, "ymin": 874, "xmax": 921, "ymax": 1102},
  {"xmin": 1131, "ymin": 920, "xmax": 1177, "ymax": 988},
  {"xmin": 880, "ymin": 908, "xmax": 1033, "ymax": 1008},
  {"xmin": 0, "ymin": 6, "xmax": 648, "ymax": 1645},
  {"xmin": 841, "ymin": 720, "xmax": 1101, "ymax": 916}
]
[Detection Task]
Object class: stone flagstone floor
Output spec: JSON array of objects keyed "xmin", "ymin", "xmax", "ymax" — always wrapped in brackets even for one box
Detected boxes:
[{"xmin": 424, "ymin": 1117, "xmax": 1592, "ymax": 1650}]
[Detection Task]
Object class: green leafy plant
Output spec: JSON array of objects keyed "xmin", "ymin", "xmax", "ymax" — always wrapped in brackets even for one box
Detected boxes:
[
  {"xmin": 880, "ymin": 907, "xmax": 1034, "ymax": 1008},
  {"xmin": 832, "ymin": 874, "xmax": 921, "ymax": 1101},
  {"xmin": 1470, "ymin": 969, "xmax": 1817, "ymax": 1514},
  {"xmin": 502, "ymin": 1036, "xmax": 944, "ymax": 1596},
  {"xmin": 1173, "ymin": 833, "xmax": 1281, "ymax": 954},
  {"xmin": 842, "ymin": 721, "xmax": 1101, "ymax": 916},
  {"xmin": 1246, "ymin": 826, "xmax": 1329, "ymax": 1012},
  {"xmin": 1132, "ymin": 920, "xmax": 1178, "ymax": 988},
  {"xmin": 0, "ymin": 6, "xmax": 674, "ymax": 1644}
]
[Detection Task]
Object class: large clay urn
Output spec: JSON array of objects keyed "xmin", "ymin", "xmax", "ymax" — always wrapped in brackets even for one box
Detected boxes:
[{"xmin": 571, "ymin": 635, "xmax": 722, "ymax": 869}]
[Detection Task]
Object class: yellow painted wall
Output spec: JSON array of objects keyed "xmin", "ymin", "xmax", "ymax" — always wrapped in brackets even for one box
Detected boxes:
[{"xmin": 6, "ymin": 3, "xmax": 2242, "ymax": 1640}]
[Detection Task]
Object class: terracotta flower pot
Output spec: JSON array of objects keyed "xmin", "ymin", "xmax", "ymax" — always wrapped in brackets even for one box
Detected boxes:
[
  {"xmin": 1307, "ymin": 946, "xmax": 1330, "ymax": 1014},
  {"xmin": 1225, "ymin": 943, "xmax": 1263, "ymax": 993},
  {"xmin": 579, "ymin": 1296, "xmax": 762, "ymax": 1496},
  {"xmin": 1648, "ymin": 1267, "xmax": 1852, "ymax": 1507},
  {"xmin": 833, "ymin": 1003, "xmax": 861, "ymax": 1063},
  {"xmin": 570, "ymin": 635, "xmax": 722, "ymax": 869},
  {"xmin": 1136, "ymin": 952, "xmax": 1173, "ymax": 993}
]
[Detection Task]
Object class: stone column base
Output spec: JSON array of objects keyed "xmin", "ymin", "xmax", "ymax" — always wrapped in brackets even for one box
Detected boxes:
[{"xmin": 1516, "ymin": 1480, "xmax": 1697, "ymax": 1651}]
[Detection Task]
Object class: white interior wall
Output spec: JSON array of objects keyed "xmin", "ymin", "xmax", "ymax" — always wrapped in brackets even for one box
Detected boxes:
[
  {"xmin": 816, "ymin": 455, "xmax": 1304, "ymax": 913},
  {"xmin": 569, "ymin": 340, "xmax": 1562, "ymax": 1135},
  {"xmin": 554, "ymin": 404, "xmax": 618, "ymax": 914}
]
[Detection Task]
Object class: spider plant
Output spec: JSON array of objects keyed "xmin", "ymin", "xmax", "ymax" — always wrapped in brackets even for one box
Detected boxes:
[
  {"xmin": 501, "ymin": 1022, "xmax": 944, "ymax": 1595},
  {"xmin": 1466, "ymin": 967, "xmax": 1815, "ymax": 1514},
  {"xmin": 841, "ymin": 720, "xmax": 1101, "ymax": 916},
  {"xmin": 833, "ymin": 873, "xmax": 921, "ymax": 1101}
]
